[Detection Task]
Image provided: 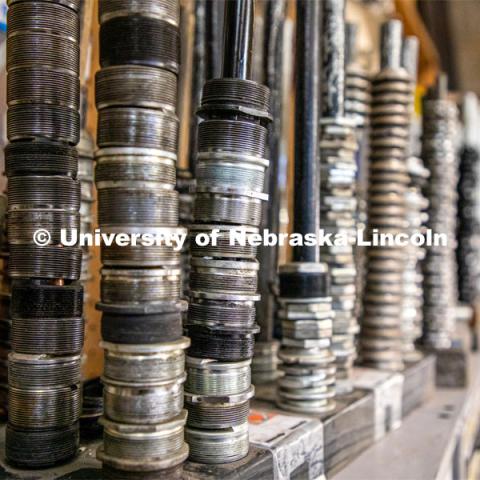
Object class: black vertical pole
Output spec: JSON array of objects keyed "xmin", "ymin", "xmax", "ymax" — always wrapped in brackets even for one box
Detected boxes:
[
  {"xmin": 222, "ymin": 0, "xmax": 254, "ymax": 80},
  {"xmin": 292, "ymin": 0, "xmax": 321, "ymax": 264}
]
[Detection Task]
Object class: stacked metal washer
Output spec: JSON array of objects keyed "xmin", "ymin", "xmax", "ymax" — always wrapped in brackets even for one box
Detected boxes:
[
  {"xmin": 0, "ymin": 195, "xmax": 9, "ymax": 416},
  {"xmin": 95, "ymin": 0, "xmax": 189, "ymax": 475},
  {"xmin": 422, "ymin": 75, "xmax": 459, "ymax": 349},
  {"xmin": 360, "ymin": 20, "xmax": 409, "ymax": 371},
  {"xmin": 401, "ymin": 37, "xmax": 428, "ymax": 361},
  {"xmin": 345, "ymin": 23, "xmax": 371, "ymax": 327},
  {"xmin": 185, "ymin": 0, "xmax": 270, "ymax": 463},
  {"xmin": 4, "ymin": 0, "xmax": 83, "ymax": 467},
  {"xmin": 345, "ymin": 23, "xmax": 371, "ymax": 131},
  {"xmin": 319, "ymin": 0, "xmax": 358, "ymax": 394},
  {"xmin": 457, "ymin": 93, "xmax": 480, "ymax": 305},
  {"xmin": 277, "ymin": 0, "xmax": 336, "ymax": 415}
]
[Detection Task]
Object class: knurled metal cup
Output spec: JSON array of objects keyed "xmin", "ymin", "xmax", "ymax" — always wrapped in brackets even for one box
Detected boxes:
[
  {"xmin": 95, "ymin": 147, "xmax": 177, "ymax": 184},
  {"xmin": 100, "ymin": 16, "xmax": 179, "ymax": 74},
  {"xmin": 7, "ymin": 1, "xmax": 79, "ymax": 39},
  {"xmin": 190, "ymin": 258, "xmax": 259, "ymax": 295},
  {"xmin": 97, "ymin": 187, "xmax": 178, "ymax": 227},
  {"xmin": 8, "ymin": 383, "xmax": 81, "ymax": 428},
  {"xmin": 5, "ymin": 423, "xmax": 79, "ymax": 469},
  {"xmin": 100, "ymin": 226, "xmax": 182, "ymax": 267},
  {"xmin": 9, "ymin": 244, "xmax": 82, "ymax": 280},
  {"xmin": 188, "ymin": 295, "xmax": 256, "ymax": 329},
  {"xmin": 8, "ymin": 353, "xmax": 81, "ymax": 388},
  {"xmin": 5, "ymin": 141, "xmax": 78, "ymax": 178},
  {"xmin": 7, "ymin": 32, "xmax": 79, "ymax": 74},
  {"xmin": 103, "ymin": 375, "xmax": 185, "ymax": 424},
  {"xmin": 99, "ymin": 0, "xmax": 180, "ymax": 26},
  {"xmin": 199, "ymin": 78, "xmax": 271, "ymax": 120},
  {"xmin": 12, "ymin": 316, "xmax": 84, "ymax": 355},
  {"xmin": 101, "ymin": 267, "xmax": 181, "ymax": 305},
  {"xmin": 98, "ymin": 412, "xmax": 189, "ymax": 472},
  {"xmin": 7, "ymin": 67, "xmax": 79, "ymax": 110},
  {"xmin": 102, "ymin": 338, "xmax": 189, "ymax": 384},
  {"xmin": 185, "ymin": 398, "xmax": 253, "ymax": 430},
  {"xmin": 195, "ymin": 156, "xmax": 268, "ymax": 194},
  {"xmin": 8, "ymin": 175, "xmax": 80, "ymax": 211},
  {"xmin": 185, "ymin": 422, "xmax": 249, "ymax": 464},
  {"xmin": 7, "ymin": 0, "xmax": 81, "ymax": 11},
  {"xmin": 7, "ymin": 209, "xmax": 79, "ymax": 246},
  {"xmin": 101, "ymin": 242, "xmax": 181, "ymax": 268},
  {"xmin": 198, "ymin": 120, "xmax": 268, "ymax": 159},
  {"xmin": 186, "ymin": 325, "xmax": 256, "ymax": 362},
  {"xmin": 185, "ymin": 357, "xmax": 251, "ymax": 396},
  {"xmin": 10, "ymin": 280, "xmax": 83, "ymax": 319},
  {"xmin": 7, "ymin": 104, "xmax": 80, "ymax": 145},
  {"xmin": 96, "ymin": 66, "xmax": 177, "ymax": 112},
  {"xmin": 194, "ymin": 191, "xmax": 265, "ymax": 227},
  {"xmin": 97, "ymin": 108, "xmax": 178, "ymax": 152}
]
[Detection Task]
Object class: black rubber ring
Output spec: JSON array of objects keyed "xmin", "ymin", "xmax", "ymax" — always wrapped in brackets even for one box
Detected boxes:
[{"xmin": 279, "ymin": 270, "xmax": 331, "ymax": 298}]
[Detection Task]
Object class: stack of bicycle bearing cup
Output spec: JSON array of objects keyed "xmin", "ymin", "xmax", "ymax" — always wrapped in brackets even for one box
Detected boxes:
[
  {"xmin": 0, "ymin": 195, "xmax": 10, "ymax": 416},
  {"xmin": 5, "ymin": 0, "xmax": 83, "ymax": 468},
  {"xmin": 185, "ymin": 74, "xmax": 271, "ymax": 462},
  {"xmin": 95, "ymin": 0, "xmax": 190, "ymax": 475},
  {"xmin": 422, "ymin": 75, "xmax": 459, "ymax": 349},
  {"xmin": 360, "ymin": 20, "xmax": 410, "ymax": 372},
  {"xmin": 319, "ymin": 0, "xmax": 358, "ymax": 394}
]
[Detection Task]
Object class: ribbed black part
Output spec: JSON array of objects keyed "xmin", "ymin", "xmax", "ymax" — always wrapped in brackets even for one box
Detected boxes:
[
  {"xmin": 7, "ymin": 104, "xmax": 80, "ymax": 145},
  {"xmin": 101, "ymin": 312, "xmax": 183, "ymax": 344},
  {"xmin": 6, "ymin": 424, "xmax": 79, "ymax": 469},
  {"xmin": 279, "ymin": 270, "xmax": 331, "ymax": 298},
  {"xmin": 187, "ymin": 325, "xmax": 255, "ymax": 361},
  {"xmin": 100, "ymin": 16, "xmax": 179, "ymax": 73},
  {"xmin": 5, "ymin": 141, "xmax": 78, "ymax": 177},
  {"xmin": 10, "ymin": 281, "xmax": 83, "ymax": 318}
]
